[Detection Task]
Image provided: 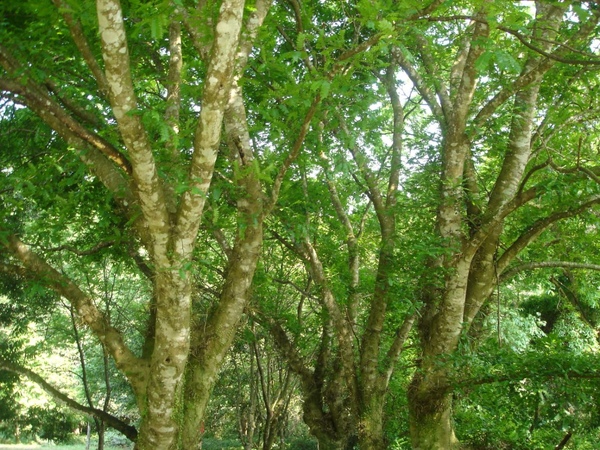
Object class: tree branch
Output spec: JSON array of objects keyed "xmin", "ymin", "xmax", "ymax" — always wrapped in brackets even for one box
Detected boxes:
[
  {"xmin": 0, "ymin": 357, "xmax": 137, "ymax": 441},
  {"xmin": 43, "ymin": 240, "xmax": 115, "ymax": 256},
  {"xmin": 501, "ymin": 261, "xmax": 600, "ymax": 282},
  {"xmin": 173, "ymin": 0, "xmax": 246, "ymax": 262},
  {"xmin": 381, "ymin": 312, "xmax": 416, "ymax": 387},
  {"xmin": 52, "ymin": 0, "xmax": 110, "ymax": 98},
  {"xmin": 97, "ymin": 0, "xmax": 171, "ymax": 264},
  {"xmin": 2, "ymin": 232, "xmax": 148, "ymax": 391},
  {"xmin": 497, "ymin": 195, "xmax": 600, "ymax": 274}
]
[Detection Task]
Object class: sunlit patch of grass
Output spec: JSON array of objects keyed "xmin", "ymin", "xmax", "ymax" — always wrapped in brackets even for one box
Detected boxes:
[{"xmin": 0, "ymin": 444, "xmax": 130, "ymax": 450}]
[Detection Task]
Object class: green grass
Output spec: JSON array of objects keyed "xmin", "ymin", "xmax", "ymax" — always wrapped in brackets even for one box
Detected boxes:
[{"xmin": 0, "ymin": 444, "xmax": 130, "ymax": 450}]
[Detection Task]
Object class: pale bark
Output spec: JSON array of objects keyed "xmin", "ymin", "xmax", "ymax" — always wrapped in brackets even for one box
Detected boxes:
[
  {"xmin": 178, "ymin": 3, "xmax": 271, "ymax": 445},
  {"xmin": 408, "ymin": 4, "xmax": 581, "ymax": 448},
  {"xmin": 97, "ymin": 0, "xmax": 171, "ymax": 264}
]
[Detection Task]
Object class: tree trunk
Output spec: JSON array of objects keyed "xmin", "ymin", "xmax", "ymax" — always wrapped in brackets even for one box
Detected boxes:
[
  {"xmin": 86, "ymin": 422, "xmax": 91, "ymax": 450},
  {"xmin": 554, "ymin": 432, "xmax": 572, "ymax": 450},
  {"xmin": 97, "ymin": 421, "xmax": 105, "ymax": 450},
  {"xmin": 316, "ymin": 436, "xmax": 346, "ymax": 450},
  {"xmin": 408, "ymin": 375, "xmax": 458, "ymax": 450},
  {"xmin": 357, "ymin": 395, "xmax": 385, "ymax": 450},
  {"xmin": 180, "ymin": 209, "xmax": 263, "ymax": 448}
]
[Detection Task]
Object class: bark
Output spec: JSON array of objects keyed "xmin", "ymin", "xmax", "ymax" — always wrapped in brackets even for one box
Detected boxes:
[
  {"xmin": 408, "ymin": 383, "xmax": 458, "ymax": 450},
  {"xmin": 181, "ymin": 216, "xmax": 264, "ymax": 448},
  {"xmin": 69, "ymin": 307, "xmax": 105, "ymax": 449},
  {"xmin": 554, "ymin": 432, "xmax": 572, "ymax": 450},
  {"xmin": 254, "ymin": 341, "xmax": 293, "ymax": 450},
  {"xmin": 239, "ymin": 347, "xmax": 258, "ymax": 450},
  {"xmin": 357, "ymin": 392, "xmax": 385, "ymax": 450},
  {"xmin": 408, "ymin": 4, "xmax": 570, "ymax": 447},
  {"xmin": 178, "ymin": 4, "xmax": 271, "ymax": 445}
]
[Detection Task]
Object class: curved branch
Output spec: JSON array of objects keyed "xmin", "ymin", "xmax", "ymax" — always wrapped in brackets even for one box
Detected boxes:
[
  {"xmin": 381, "ymin": 312, "xmax": 417, "ymax": 387},
  {"xmin": 43, "ymin": 240, "xmax": 115, "ymax": 256},
  {"xmin": 97, "ymin": 0, "xmax": 170, "ymax": 264},
  {"xmin": 391, "ymin": 46, "xmax": 445, "ymax": 121},
  {"xmin": 2, "ymin": 232, "xmax": 148, "ymax": 391},
  {"xmin": 0, "ymin": 358, "xmax": 137, "ymax": 441},
  {"xmin": 501, "ymin": 261, "xmax": 600, "ymax": 282},
  {"xmin": 426, "ymin": 15, "xmax": 600, "ymax": 66},
  {"xmin": 497, "ymin": 195, "xmax": 600, "ymax": 273}
]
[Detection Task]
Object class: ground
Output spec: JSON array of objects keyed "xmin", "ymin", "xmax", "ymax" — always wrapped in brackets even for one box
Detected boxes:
[{"xmin": 0, "ymin": 445, "xmax": 129, "ymax": 450}]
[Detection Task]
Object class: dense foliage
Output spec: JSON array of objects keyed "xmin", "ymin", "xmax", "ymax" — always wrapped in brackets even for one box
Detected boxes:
[{"xmin": 1, "ymin": 0, "xmax": 600, "ymax": 449}]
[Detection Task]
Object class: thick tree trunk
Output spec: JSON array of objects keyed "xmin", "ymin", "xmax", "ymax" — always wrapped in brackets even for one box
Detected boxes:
[
  {"xmin": 180, "ymin": 194, "xmax": 263, "ymax": 448},
  {"xmin": 409, "ymin": 268, "xmax": 470, "ymax": 450},
  {"xmin": 302, "ymin": 394, "xmax": 352, "ymax": 450},
  {"xmin": 357, "ymin": 400, "xmax": 385, "ymax": 450},
  {"xmin": 134, "ymin": 276, "xmax": 192, "ymax": 449},
  {"xmin": 315, "ymin": 436, "xmax": 346, "ymax": 450},
  {"xmin": 408, "ymin": 376, "xmax": 458, "ymax": 450}
]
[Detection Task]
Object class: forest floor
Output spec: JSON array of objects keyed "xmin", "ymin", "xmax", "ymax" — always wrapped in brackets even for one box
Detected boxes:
[{"xmin": 0, "ymin": 445, "xmax": 128, "ymax": 450}]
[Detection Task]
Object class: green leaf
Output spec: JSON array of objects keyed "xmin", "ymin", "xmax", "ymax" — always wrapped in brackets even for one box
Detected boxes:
[
  {"xmin": 494, "ymin": 50, "xmax": 521, "ymax": 74},
  {"xmin": 296, "ymin": 32, "xmax": 307, "ymax": 50},
  {"xmin": 377, "ymin": 19, "xmax": 393, "ymax": 33},
  {"xmin": 475, "ymin": 51, "xmax": 494, "ymax": 73},
  {"xmin": 150, "ymin": 15, "xmax": 166, "ymax": 40}
]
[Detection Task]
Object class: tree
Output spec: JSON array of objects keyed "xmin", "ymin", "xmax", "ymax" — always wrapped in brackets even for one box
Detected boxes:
[
  {"xmin": 250, "ymin": 1, "xmax": 600, "ymax": 449},
  {"xmin": 0, "ymin": 0, "xmax": 376, "ymax": 447},
  {"xmin": 1, "ymin": 0, "xmax": 264, "ymax": 447},
  {"xmin": 2, "ymin": 1, "xmax": 600, "ymax": 449},
  {"xmin": 401, "ymin": 2, "xmax": 600, "ymax": 447}
]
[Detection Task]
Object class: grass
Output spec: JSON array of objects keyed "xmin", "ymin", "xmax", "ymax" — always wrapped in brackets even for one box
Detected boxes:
[
  {"xmin": 0, "ymin": 443, "xmax": 131, "ymax": 450},
  {"xmin": 0, "ymin": 446, "xmax": 129, "ymax": 450}
]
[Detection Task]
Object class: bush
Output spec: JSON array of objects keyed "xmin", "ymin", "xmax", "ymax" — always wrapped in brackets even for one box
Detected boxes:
[
  {"xmin": 105, "ymin": 428, "xmax": 133, "ymax": 447},
  {"xmin": 287, "ymin": 436, "xmax": 318, "ymax": 450},
  {"xmin": 202, "ymin": 437, "xmax": 243, "ymax": 449},
  {"xmin": 26, "ymin": 406, "xmax": 81, "ymax": 444}
]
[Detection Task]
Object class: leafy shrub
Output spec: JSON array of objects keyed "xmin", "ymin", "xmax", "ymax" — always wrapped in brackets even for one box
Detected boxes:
[
  {"xmin": 25, "ymin": 405, "xmax": 81, "ymax": 443},
  {"xmin": 202, "ymin": 437, "xmax": 243, "ymax": 449},
  {"xmin": 287, "ymin": 436, "xmax": 318, "ymax": 450},
  {"xmin": 105, "ymin": 428, "xmax": 133, "ymax": 447}
]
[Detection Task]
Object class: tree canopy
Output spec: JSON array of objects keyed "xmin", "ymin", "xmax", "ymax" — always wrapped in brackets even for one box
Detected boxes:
[{"xmin": 1, "ymin": 0, "xmax": 600, "ymax": 449}]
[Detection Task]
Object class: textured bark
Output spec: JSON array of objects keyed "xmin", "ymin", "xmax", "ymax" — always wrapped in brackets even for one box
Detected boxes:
[
  {"xmin": 357, "ymin": 392, "xmax": 385, "ymax": 450},
  {"xmin": 408, "ymin": 384, "xmax": 458, "ymax": 450},
  {"xmin": 408, "ymin": 4, "xmax": 573, "ymax": 447},
  {"xmin": 52, "ymin": 0, "xmax": 110, "ymax": 98},
  {"xmin": 93, "ymin": 11, "xmax": 184, "ymax": 440},
  {"xmin": 178, "ymin": 3, "xmax": 271, "ymax": 445},
  {"xmin": 181, "ymin": 215, "xmax": 263, "ymax": 448}
]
